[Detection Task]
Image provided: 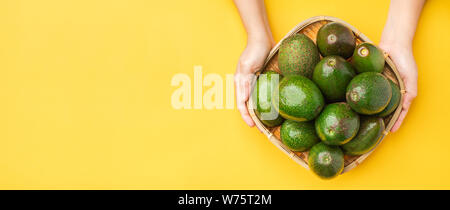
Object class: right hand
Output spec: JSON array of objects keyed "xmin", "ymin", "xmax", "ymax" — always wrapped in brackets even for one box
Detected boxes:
[
  {"xmin": 234, "ymin": 39, "xmax": 274, "ymax": 127},
  {"xmin": 379, "ymin": 42, "xmax": 418, "ymax": 132}
]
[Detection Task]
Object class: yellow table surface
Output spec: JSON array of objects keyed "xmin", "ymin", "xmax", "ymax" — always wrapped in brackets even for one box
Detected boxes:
[{"xmin": 0, "ymin": 0, "xmax": 449, "ymax": 189}]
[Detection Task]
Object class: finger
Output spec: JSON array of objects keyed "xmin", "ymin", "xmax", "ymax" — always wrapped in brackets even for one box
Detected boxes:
[
  {"xmin": 403, "ymin": 76, "xmax": 418, "ymax": 99},
  {"xmin": 239, "ymin": 107, "xmax": 255, "ymax": 127},
  {"xmin": 237, "ymin": 98, "xmax": 255, "ymax": 127},
  {"xmin": 235, "ymin": 75, "xmax": 251, "ymax": 109},
  {"xmin": 235, "ymin": 75, "xmax": 255, "ymax": 127},
  {"xmin": 391, "ymin": 69, "xmax": 417, "ymax": 132},
  {"xmin": 241, "ymin": 78, "xmax": 256, "ymax": 127}
]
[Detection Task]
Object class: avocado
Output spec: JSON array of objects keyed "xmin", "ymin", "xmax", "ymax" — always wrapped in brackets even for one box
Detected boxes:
[
  {"xmin": 312, "ymin": 56, "xmax": 356, "ymax": 101},
  {"xmin": 316, "ymin": 22, "xmax": 356, "ymax": 59},
  {"xmin": 341, "ymin": 116, "xmax": 385, "ymax": 156},
  {"xmin": 351, "ymin": 43, "xmax": 385, "ymax": 73},
  {"xmin": 346, "ymin": 72, "xmax": 392, "ymax": 115},
  {"xmin": 278, "ymin": 34, "xmax": 320, "ymax": 78},
  {"xmin": 377, "ymin": 79, "xmax": 401, "ymax": 117},
  {"xmin": 273, "ymin": 75, "xmax": 325, "ymax": 122},
  {"xmin": 308, "ymin": 142, "xmax": 344, "ymax": 179},
  {"xmin": 280, "ymin": 120, "xmax": 319, "ymax": 152},
  {"xmin": 253, "ymin": 71, "xmax": 285, "ymax": 127},
  {"xmin": 315, "ymin": 102, "xmax": 360, "ymax": 145}
]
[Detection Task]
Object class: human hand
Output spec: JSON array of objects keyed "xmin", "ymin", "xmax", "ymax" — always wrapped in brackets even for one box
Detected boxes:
[
  {"xmin": 379, "ymin": 42, "xmax": 418, "ymax": 132},
  {"xmin": 378, "ymin": 0, "xmax": 424, "ymax": 132},
  {"xmin": 235, "ymin": 39, "xmax": 274, "ymax": 127}
]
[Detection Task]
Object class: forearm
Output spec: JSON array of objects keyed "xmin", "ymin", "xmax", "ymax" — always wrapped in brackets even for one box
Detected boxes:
[
  {"xmin": 381, "ymin": 0, "xmax": 426, "ymax": 49},
  {"xmin": 233, "ymin": 0, "xmax": 274, "ymax": 45}
]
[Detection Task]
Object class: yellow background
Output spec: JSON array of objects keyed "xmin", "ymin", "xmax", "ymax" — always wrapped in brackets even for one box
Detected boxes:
[{"xmin": 0, "ymin": 0, "xmax": 449, "ymax": 189}]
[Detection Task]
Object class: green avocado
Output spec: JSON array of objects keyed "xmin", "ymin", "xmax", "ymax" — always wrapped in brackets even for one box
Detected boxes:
[
  {"xmin": 273, "ymin": 75, "xmax": 325, "ymax": 122},
  {"xmin": 351, "ymin": 43, "xmax": 385, "ymax": 73},
  {"xmin": 278, "ymin": 34, "xmax": 320, "ymax": 78},
  {"xmin": 316, "ymin": 22, "xmax": 356, "ymax": 59},
  {"xmin": 346, "ymin": 72, "xmax": 392, "ymax": 115},
  {"xmin": 308, "ymin": 142, "xmax": 344, "ymax": 179},
  {"xmin": 280, "ymin": 120, "xmax": 319, "ymax": 152},
  {"xmin": 341, "ymin": 116, "xmax": 385, "ymax": 156},
  {"xmin": 312, "ymin": 56, "xmax": 356, "ymax": 101},
  {"xmin": 253, "ymin": 71, "xmax": 285, "ymax": 127},
  {"xmin": 315, "ymin": 102, "xmax": 360, "ymax": 145},
  {"xmin": 377, "ymin": 79, "xmax": 401, "ymax": 117}
]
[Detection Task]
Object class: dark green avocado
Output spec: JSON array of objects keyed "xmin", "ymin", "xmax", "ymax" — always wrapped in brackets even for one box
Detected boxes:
[
  {"xmin": 273, "ymin": 75, "xmax": 325, "ymax": 122},
  {"xmin": 351, "ymin": 42, "xmax": 385, "ymax": 73},
  {"xmin": 280, "ymin": 120, "xmax": 319, "ymax": 152},
  {"xmin": 308, "ymin": 142, "xmax": 344, "ymax": 179},
  {"xmin": 253, "ymin": 71, "xmax": 285, "ymax": 127},
  {"xmin": 346, "ymin": 72, "xmax": 392, "ymax": 115},
  {"xmin": 341, "ymin": 116, "xmax": 385, "ymax": 156},
  {"xmin": 278, "ymin": 34, "xmax": 321, "ymax": 78},
  {"xmin": 377, "ymin": 79, "xmax": 401, "ymax": 117},
  {"xmin": 312, "ymin": 56, "xmax": 356, "ymax": 101},
  {"xmin": 316, "ymin": 22, "xmax": 356, "ymax": 59},
  {"xmin": 315, "ymin": 102, "xmax": 360, "ymax": 145}
]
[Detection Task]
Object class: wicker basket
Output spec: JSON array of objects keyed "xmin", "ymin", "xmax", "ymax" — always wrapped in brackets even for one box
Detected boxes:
[{"xmin": 247, "ymin": 16, "xmax": 405, "ymax": 173}]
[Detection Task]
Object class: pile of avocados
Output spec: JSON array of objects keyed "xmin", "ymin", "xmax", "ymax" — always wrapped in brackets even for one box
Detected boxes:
[{"xmin": 253, "ymin": 22, "xmax": 401, "ymax": 179}]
